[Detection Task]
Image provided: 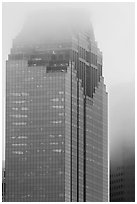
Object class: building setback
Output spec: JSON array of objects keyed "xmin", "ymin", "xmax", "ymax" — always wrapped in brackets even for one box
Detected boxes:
[{"xmin": 5, "ymin": 8, "xmax": 108, "ymax": 202}]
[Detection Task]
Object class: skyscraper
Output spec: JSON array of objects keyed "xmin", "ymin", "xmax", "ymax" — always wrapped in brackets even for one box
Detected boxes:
[{"xmin": 5, "ymin": 6, "xmax": 108, "ymax": 202}]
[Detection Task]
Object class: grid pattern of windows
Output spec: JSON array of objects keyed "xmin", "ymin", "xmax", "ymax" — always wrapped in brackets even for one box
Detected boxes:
[
  {"xmin": 110, "ymin": 161, "xmax": 135, "ymax": 202},
  {"xmin": 6, "ymin": 62, "xmax": 67, "ymax": 201},
  {"xmin": 85, "ymin": 77, "xmax": 108, "ymax": 201},
  {"xmin": 5, "ymin": 19, "xmax": 108, "ymax": 201}
]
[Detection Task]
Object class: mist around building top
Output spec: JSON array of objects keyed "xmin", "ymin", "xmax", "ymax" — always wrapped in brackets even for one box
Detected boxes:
[{"xmin": 15, "ymin": 5, "xmax": 95, "ymax": 45}]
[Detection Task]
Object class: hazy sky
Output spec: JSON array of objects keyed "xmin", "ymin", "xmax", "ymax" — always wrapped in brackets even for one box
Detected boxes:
[{"xmin": 2, "ymin": 2, "xmax": 135, "ymax": 160}]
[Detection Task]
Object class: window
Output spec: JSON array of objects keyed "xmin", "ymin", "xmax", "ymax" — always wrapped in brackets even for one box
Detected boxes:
[
  {"xmin": 12, "ymin": 144, "xmax": 27, "ymax": 146},
  {"xmin": 10, "ymin": 114, "xmax": 27, "ymax": 118},
  {"xmin": 12, "ymin": 151, "xmax": 23, "ymax": 155},
  {"xmin": 49, "ymin": 135, "xmax": 55, "ymax": 138},
  {"xmin": 52, "ymin": 105, "xmax": 64, "ymax": 109},
  {"xmin": 50, "ymin": 98, "xmax": 59, "ymax": 102},
  {"xmin": 59, "ymin": 113, "xmax": 64, "ymax": 116},
  {"xmin": 12, "ymin": 122, "xmax": 27, "ymax": 125},
  {"xmin": 18, "ymin": 136, "xmax": 28, "ymax": 139},
  {"xmin": 52, "ymin": 149, "xmax": 62, "ymax": 153},
  {"xmin": 52, "ymin": 121, "xmax": 62, "ymax": 124},
  {"xmin": 12, "ymin": 107, "xmax": 18, "ymax": 110},
  {"xmin": 59, "ymin": 91, "xmax": 64, "ymax": 94},
  {"xmin": 50, "ymin": 142, "xmax": 58, "ymax": 145},
  {"xmin": 12, "ymin": 101, "xmax": 26, "ymax": 104}
]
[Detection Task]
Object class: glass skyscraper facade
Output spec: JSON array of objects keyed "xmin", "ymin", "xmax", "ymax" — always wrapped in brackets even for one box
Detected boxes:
[{"xmin": 5, "ymin": 7, "xmax": 108, "ymax": 202}]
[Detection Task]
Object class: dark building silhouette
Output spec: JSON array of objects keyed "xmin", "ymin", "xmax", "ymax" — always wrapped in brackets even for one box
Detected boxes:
[
  {"xmin": 5, "ymin": 6, "xmax": 108, "ymax": 202},
  {"xmin": 110, "ymin": 146, "xmax": 135, "ymax": 202}
]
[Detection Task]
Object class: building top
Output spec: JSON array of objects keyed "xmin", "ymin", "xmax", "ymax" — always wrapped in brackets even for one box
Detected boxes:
[{"xmin": 14, "ymin": 6, "xmax": 95, "ymax": 46}]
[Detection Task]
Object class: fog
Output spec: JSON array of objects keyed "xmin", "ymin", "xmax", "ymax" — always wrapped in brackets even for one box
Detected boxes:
[
  {"xmin": 16, "ymin": 5, "xmax": 94, "ymax": 45},
  {"xmin": 110, "ymin": 82, "xmax": 135, "ymax": 163},
  {"xmin": 2, "ymin": 3, "xmax": 135, "ymax": 162}
]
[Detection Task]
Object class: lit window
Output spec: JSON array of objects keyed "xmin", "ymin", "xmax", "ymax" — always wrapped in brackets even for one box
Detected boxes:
[
  {"xmin": 59, "ymin": 113, "xmax": 64, "ymax": 116},
  {"xmin": 50, "ymin": 142, "xmax": 58, "ymax": 145},
  {"xmin": 58, "ymin": 135, "xmax": 62, "ymax": 137},
  {"xmin": 59, "ymin": 91, "xmax": 64, "ymax": 94},
  {"xmin": 18, "ymin": 136, "xmax": 28, "ymax": 139},
  {"xmin": 13, "ymin": 101, "xmax": 26, "ymax": 104},
  {"xmin": 12, "ymin": 151, "xmax": 23, "ymax": 155},
  {"xmin": 50, "ymin": 98, "xmax": 59, "ymax": 102},
  {"xmin": 12, "ymin": 144, "xmax": 27, "ymax": 146},
  {"xmin": 12, "ymin": 107, "xmax": 18, "ymax": 111},
  {"xmin": 52, "ymin": 121, "xmax": 62, "ymax": 124},
  {"xmin": 49, "ymin": 135, "xmax": 55, "ymax": 138},
  {"xmin": 52, "ymin": 105, "xmax": 64, "ymax": 109},
  {"xmin": 12, "ymin": 122, "xmax": 27, "ymax": 125},
  {"xmin": 10, "ymin": 114, "xmax": 27, "ymax": 118},
  {"xmin": 52, "ymin": 149, "xmax": 62, "ymax": 153}
]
